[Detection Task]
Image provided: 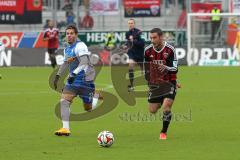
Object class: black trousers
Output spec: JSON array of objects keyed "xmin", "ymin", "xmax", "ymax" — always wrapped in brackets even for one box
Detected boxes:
[{"xmin": 211, "ymin": 21, "xmax": 220, "ymax": 41}]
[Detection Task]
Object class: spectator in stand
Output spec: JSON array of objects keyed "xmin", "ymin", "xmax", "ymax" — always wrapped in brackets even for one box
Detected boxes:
[
  {"xmin": 81, "ymin": 11, "xmax": 94, "ymax": 29},
  {"xmin": 177, "ymin": 5, "xmax": 186, "ymax": 28},
  {"xmin": 66, "ymin": 10, "xmax": 75, "ymax": 25},
  {"xmin": 62, "ymin": 0, "xmax": 73, "ymax": 11},
  {"xmin": 78, "ymin": 16, "xmax": 82, "ymax": 29},
  {"xmin": 176, "ymin": 5, "xmax": 186, "ymax": 46}
]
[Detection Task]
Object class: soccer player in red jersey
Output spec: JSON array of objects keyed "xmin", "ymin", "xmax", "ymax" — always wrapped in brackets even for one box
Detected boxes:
[
  {"xmin": 43, "ymin": 20, "xmax": 59, "ymax": 68},
  {"xmin": 144, "ymin": 28, "xmax": 178, "ymax": 140}
]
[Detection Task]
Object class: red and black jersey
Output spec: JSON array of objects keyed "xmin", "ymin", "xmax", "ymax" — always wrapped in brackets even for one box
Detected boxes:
[
  {"xmin": 43, "ymin": 28, "xmax": 59, "ymax": 49},
  {"xmin": 144, "ymin": 42, "xmax": 178, "ymax": 84}
]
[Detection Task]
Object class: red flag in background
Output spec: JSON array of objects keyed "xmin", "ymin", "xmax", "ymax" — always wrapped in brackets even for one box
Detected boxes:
[{"xmin": 26, "ymin": 0, "xmax": 42, "ymax": 11}]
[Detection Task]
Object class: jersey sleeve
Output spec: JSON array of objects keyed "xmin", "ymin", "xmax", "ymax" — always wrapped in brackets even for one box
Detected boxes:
[
  {"xmin": 71, "ymin": 42, "xmax": 91, "ymax": 75},
  {"xmin": 54, "ymin": 28, "xmax": 59, "ymax": 38},
  {"xmin": 166, "ymin": 48, "xmax": 178, "ymax": 74},
  {"xmin": 43, "ymin": 29, "xmax": 49, "ymax": 38},
  {"xmin": 74, "ymin": 42, "xmax": 90, "ymax": 57},
  {"xmin": 125, "ymin": 31, "xmax": 130, "ymax": 40},
  {"xmin": 144, "ymin": 48, "xmax": 150, "ymax": 81},
  {"xmin": 63, "ymin": 49, "xmax": 68, "ymax": 62},
  {"xmin": 43, "ymin": 32, "xmax": 47, "ymax": 38}
]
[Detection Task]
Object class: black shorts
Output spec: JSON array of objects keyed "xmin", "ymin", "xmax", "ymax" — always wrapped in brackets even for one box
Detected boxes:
[
  {"xmin": 48, "ymin": 48, "xmax": 57, "ymax": 55},
  {"xmin": 127, "ymin": 51, "xmax": 143, "ymax": 63},
  {"xmin": 148, "ymin": 81, "xmax": 177, "ymax": 104}
]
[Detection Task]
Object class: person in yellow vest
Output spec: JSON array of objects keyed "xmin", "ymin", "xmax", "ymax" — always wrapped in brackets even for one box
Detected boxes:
[
  {"xmin": 104, "ymin": 32, "xmax": 116, "ymax": 50},
  {"xmin": 234, "ymin": 29, "xmax": 240, "ymax": 58},
  {"xmin": 211, "ymin": 6, "xmax": 221, "ymax": 42}
]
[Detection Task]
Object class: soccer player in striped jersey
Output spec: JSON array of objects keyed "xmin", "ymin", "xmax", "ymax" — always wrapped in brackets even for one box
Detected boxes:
[
  {"xmin": 43, "ymin": 20, "xmax": 59, "ymax": 68},
  {"xmin": 144, "ymin": 28, "xmax": 178, "ymax": 140}
]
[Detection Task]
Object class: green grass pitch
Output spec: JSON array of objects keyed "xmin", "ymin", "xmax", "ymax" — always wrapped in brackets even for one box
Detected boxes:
[{"xmin": 0, "ymin": 66, "xmax": 240, "ymax": 160}]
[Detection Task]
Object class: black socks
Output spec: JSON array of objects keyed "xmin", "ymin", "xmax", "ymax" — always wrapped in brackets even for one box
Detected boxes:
[
  {"xmin": 161, "ymin": 111, "xmax": 172, "ymax": 133},
  {"xmin": 129, "ymin": 69, "xmax": 134, "ymax": 87}
]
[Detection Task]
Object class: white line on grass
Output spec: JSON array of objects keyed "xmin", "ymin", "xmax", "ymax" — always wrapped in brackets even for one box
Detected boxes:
[{"xmin": 0, "ymin": 84, "xmax": 114, "ymax": 96}]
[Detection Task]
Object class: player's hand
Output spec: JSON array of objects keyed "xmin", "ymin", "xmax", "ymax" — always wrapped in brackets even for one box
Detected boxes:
[
  {"xmin": 53, "ymin": 75, "xmax": 60, "ymax": 90},
  {"xmin": 121, "ymin": 44, "xmax": 128, "ymax": 50},
  {"xmin": 43, "ymin": 37, "xmax": 49, "ymax": 41},
  {"xmin": 176, "ymin": 83, "xmax": 182, "ymax": 88},
  {"xmin": 158, "ymin": 64, "xmax": 168, "ymax": 74},
  {"xmin": 129, "ymin": 35, "xmax": 133, "ymax": 41},
  {"xmin": 67, "ymin": 57, "xmax": 76, "ymax": 63},
  {"xmin": 67, "ymin": 73, "xmax": 77, "ymax": 84}
]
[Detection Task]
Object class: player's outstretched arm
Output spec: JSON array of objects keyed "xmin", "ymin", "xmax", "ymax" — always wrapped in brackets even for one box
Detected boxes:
[
  {"xmin": 54, "ymin": 62, "xmax": 69, "ymax": 89},
  {"xmin": 57, "ymin": 62, "xmax": 69, "ymax": 76}
]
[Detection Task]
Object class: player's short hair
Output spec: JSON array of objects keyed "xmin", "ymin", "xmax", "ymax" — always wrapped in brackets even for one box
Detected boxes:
[
  {"xmin": 150, "ymin": 28, "xmax": 163, "ymax": 36},
  {"xmin": 65, "ymin": 25, "xmax": 78, "ymax": 34}
]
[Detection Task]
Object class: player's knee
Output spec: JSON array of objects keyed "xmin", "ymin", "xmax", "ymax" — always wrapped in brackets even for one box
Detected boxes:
[
  {"xmin": 128, "ymin": 63, "xmax": 135, "ymax": 69},
  {"xmin": 163, "ymin": 98, "xmax": 173, "ymax": 109},
  {"xmin": 60, "ymin": 98, "xmax": 71, "ymax": 106},
  {"xmin": 61, "ymin": 93, "xmax": 74, "ymax": 102},
  {"xmin": 149, "ymin": 107, "xmax": 158, "ymax": 114}
]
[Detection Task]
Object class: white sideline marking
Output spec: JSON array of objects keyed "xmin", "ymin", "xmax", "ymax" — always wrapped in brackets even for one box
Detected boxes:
[{"xmin": 0, "ymin": 84, "xmax": 114, "ymax": 96}]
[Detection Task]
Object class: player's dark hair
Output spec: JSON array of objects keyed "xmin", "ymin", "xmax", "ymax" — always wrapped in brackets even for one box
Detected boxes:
[
  {"xmin": 150, "ymin": 28, "xmax": 163, "ymax": 36},
  {"xmin": 66, "ymin": 24, "xmax": 78, "ymax": 34}
]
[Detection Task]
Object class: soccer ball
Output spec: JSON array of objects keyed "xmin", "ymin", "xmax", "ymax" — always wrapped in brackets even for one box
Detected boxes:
[{"xmin": 97, "ymin": 130, "xmax": 114, "ymax": 147}]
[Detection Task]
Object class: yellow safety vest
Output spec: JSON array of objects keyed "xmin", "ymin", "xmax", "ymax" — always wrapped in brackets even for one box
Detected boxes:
[
  {"xmin": 211, "ymin": 9, "xmax": 220, "ymax": 21},
  {"xmin": 105, "ymin": 34, "xmax": 116, "ymax": 47}
]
